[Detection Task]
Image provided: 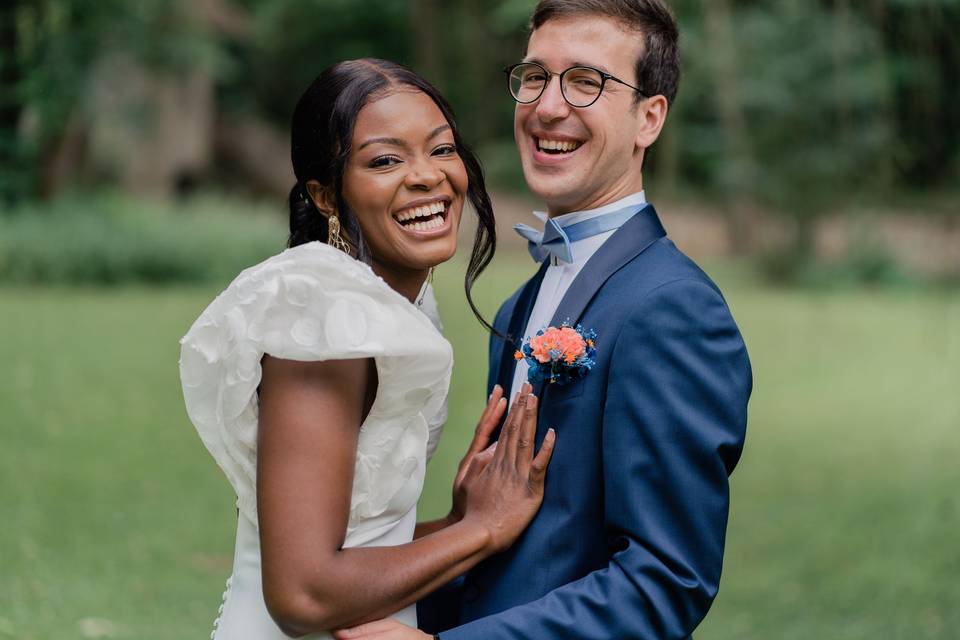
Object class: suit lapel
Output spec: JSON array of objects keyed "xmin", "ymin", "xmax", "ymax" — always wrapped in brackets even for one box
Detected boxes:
[
  {"xmin": 494, "ymin": 260, "xmax": 549, "ymax": 396},
  {"xmin": 548, "ymin": 203, "xmax": 666, "ymax": 329}
]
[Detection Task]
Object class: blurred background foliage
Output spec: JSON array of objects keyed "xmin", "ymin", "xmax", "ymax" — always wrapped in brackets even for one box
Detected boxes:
[{"xmin": 1, "ymin": 0, "xmax": 958, "ymax": 284}]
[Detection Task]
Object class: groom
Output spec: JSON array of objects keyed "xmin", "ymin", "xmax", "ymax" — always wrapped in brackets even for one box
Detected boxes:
[{"xmin": 341, "ymin": 1, "xmax": 751, "ymax": 638}]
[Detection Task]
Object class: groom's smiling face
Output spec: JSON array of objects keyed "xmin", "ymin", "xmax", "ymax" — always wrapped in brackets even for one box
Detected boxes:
[{"xmin": 515, "ymin": 16, "xmax": 658, "ymax": 216}]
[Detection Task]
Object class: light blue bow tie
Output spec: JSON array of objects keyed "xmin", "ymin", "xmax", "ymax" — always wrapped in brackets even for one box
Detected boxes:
[{"xmin": 514, "ymin": 204, "xmax": 646, "ymax": 263}]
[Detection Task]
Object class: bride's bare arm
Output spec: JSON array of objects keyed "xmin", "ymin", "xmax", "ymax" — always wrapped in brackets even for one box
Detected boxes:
[{"xmin": 256, "ymin": 356, "xmax": 553, "ymax": 637}]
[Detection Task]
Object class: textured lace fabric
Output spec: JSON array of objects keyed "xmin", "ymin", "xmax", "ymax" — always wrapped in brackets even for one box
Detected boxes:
[{"xmin": 179, "ymin": 242, "xmax": 452, "ymax": 545}]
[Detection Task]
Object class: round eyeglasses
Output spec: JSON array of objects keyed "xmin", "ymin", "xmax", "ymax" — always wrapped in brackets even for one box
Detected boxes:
[{"xmin": 504, "ymin": 62, "xmax": 645, "ymax": 108}]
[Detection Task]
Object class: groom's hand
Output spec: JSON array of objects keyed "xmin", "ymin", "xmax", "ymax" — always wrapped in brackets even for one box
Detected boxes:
[
  {"xmin": 333, "ymin": 618, "xmax": 430, "ymax": 639},
  {"xmin": 448, "ymin": 384, "xmax": 506, "ymax": 524}
]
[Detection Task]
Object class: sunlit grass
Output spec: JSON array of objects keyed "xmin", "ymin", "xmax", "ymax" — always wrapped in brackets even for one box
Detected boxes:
[{"xmin": 1, "ymin": 254, "xmax": 957, "ymax": 639}]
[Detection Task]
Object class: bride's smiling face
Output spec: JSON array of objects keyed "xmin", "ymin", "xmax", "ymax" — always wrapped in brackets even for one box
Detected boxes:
[{"xmin": 341, "ymin": 89, "xmax": 468, "ymax": 275}]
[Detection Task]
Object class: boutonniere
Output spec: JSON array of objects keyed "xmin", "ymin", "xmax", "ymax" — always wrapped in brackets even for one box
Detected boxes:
[{"xmin": 515, "ymin": 322, "xmax": 597, "ymax": 385}]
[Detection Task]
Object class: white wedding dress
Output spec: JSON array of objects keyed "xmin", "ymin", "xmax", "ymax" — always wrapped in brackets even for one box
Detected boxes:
[{"xmin": 179, "ymin": 242, "xmax": 452, "ymax": 639}]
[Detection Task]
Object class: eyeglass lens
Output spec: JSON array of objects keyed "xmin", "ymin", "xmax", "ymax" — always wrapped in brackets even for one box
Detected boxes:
[{"xmin": 509, "ymin": 63, "xmax": 604, "ymax": 108}]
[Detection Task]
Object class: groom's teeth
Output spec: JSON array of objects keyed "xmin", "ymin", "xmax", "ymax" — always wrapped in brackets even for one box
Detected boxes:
[{"xmin": 537, "ymin": 138, "xmax": 581, "ymax": 153}]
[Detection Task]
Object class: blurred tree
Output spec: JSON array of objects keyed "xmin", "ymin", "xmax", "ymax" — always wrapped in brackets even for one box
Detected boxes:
[
  {"xmin": 0, "ymin": 1, "xmax": 25, "ymax": 204},
  {"xmin": 412, "ymin": 0, "xmax": 442, "ymax": 83},
  {"xmin": 743, "ymin": 1, "xmax": 891, "ymax": 255},
  {"xmin": 3, "ymin": 0, "xmax": 957, "ymax": 232},
  {"xmin": 878, "ymin": 0, "xmax": 960, "ymax": 190},
  {"xmin": 701, "ymin": 0, "xmax": 755, "ymax": 253},
  {"xmin": 239, "ymin": 0, "xmax": 410, "ymax": 125},
  {"xmin": 8, "ymin": 0, "xmax": 232, "ymax": 199},
  {"xmin": 10, "ymin": 0, "xmax": 118, "ymax": 199}
]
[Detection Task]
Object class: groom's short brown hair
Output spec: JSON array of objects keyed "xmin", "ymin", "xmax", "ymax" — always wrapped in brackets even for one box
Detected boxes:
[{"xmin": 529, "ymin": 0, "xmax": 680, "ymax": 106}]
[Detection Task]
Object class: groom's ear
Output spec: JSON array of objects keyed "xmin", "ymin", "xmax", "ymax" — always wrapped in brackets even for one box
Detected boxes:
[
  {"xmin": 304, "ymin": 180, "xmax": 337, "ymax": 218},
  {"xmin": 634, "ymin": 95, "xmax": 669, "ymax": 155}
]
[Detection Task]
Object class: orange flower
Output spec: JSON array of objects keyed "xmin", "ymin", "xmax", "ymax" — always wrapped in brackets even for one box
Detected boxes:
[
  {"xmin": 529, "ymin": 326, "xmax": 586, "ymax": 364},
  {"xmin": 514, "ymin": 350, "xmax": 524, "ymax": 360}
]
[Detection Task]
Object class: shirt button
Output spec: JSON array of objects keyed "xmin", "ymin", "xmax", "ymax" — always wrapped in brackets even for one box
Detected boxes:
[{"xmin": 463, "ymin": 585, "xmax": 480, "ymax": 602}]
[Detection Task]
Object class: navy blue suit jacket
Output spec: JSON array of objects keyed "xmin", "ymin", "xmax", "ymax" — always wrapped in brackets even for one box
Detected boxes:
[{"xmin": 419, "ymin": 205, "xmax": 752, "ymax": 639}]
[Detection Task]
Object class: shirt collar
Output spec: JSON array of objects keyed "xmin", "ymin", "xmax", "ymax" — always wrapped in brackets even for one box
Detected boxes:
[
  {"xmin": 531, "ymin": 191, "xmax": 647, "ymax": 267},
  {"xmin": 531, "ymin": 191, "xmax": 647, "ymax": 229}
]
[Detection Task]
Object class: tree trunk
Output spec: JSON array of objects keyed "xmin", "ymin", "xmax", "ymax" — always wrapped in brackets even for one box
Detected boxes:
[
  {"xmin": 461, "ymin": 0, "xmax": 492, "ymax": 142},
  {"xmin": 411, "ymin": 0, "xmax": 442, "ymax": 86},
  {"xmin": 0, "ymin": 1, "xmax": 24, "ymax": 203},
  {"xmin": 701, "ymin": 0, "xmax": 753, "ymax": 253},
  {"xmin": 868, "ymin": 0, "xmax": 895, "ymax": 191},
  {"xmin": 832, "ymin": 0, "xmax": 853, "ymax": 132}
]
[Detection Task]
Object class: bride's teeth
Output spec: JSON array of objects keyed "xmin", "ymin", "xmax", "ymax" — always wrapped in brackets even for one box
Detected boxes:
[{"xmin": 395, "ymin": 201, "xmax": 448, "ymax": 227}]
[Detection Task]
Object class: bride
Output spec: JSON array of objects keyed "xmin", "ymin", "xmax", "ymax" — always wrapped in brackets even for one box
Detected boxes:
[{"xmin": 179, "ymin": 58, "xmax": 555, "ymax": 639}]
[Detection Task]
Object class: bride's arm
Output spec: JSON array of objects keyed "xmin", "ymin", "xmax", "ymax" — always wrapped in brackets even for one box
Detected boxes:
[{"xmin": 256, "ymin": 356, "xmax": 552, "ymax": 638}]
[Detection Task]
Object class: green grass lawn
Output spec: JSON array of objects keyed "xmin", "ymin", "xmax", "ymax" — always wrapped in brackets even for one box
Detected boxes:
[{"xmin": 1, "ymin": 255, "xmax": 958, "ymax": 639}]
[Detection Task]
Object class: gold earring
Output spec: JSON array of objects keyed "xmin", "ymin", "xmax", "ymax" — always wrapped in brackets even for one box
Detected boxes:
[{"xmin": 327, "ymin": 214, "xmax": 351, "ymax": 254}]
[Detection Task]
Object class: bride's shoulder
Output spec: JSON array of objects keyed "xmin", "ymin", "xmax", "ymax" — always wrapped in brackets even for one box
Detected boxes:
[
  {"xmin": 180, "ymin": 241, "xmax": 443, "ymax": 365},
  {"xmin": 198, "ymin": 241, "xmax": 405, "ymax": 322},
  {"xmin": 233, "ymin": 241, "xmax": 383, "ymax": 296}
]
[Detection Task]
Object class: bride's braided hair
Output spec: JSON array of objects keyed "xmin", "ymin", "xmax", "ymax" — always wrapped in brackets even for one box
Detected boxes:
[{"xmin": 288, "ymin": 58, "xmax": 496, "ymax": 331}]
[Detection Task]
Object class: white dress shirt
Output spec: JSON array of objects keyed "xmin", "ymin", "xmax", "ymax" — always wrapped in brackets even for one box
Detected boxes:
[{"xmin": 509, "ymin": 191, "xmax": 647, "ymax": 400}]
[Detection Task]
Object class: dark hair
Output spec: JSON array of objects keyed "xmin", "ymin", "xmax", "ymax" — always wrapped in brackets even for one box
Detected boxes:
[
  {"xmin": 288, "ymin": 58, "xmax": 496, "ymax": 330},
  {"xmin": 529, "ymin": 0, "xmax": 680, "ymax": 106}
]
